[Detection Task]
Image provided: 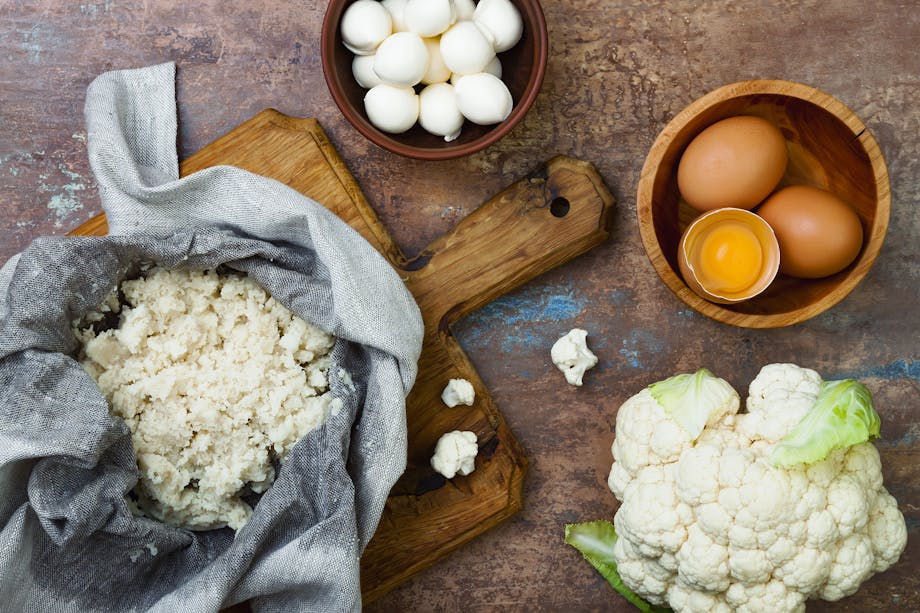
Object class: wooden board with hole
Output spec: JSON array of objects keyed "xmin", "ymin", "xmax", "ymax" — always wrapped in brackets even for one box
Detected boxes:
[{"xmin": 69, "ymin": 110, "xmax": 615, "ymax": 604}]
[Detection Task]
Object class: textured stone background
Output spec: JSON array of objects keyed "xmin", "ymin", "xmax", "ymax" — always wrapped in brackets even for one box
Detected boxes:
[{"xmin": 1, "ymin": 1, "xmax": 917, "ymax": 610}]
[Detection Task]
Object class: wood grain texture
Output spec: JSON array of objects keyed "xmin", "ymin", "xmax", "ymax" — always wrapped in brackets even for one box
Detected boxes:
[
  {"xmin": 70, "ymin": 112, "xmax": 615, "ymax": 605},
  {"xmin": 637, "ymin": 80, "xmax": 890, "ymax": 328},
  {"xmin": 2, "ymin": 1, "xmax": 919, "ymax": 611}
]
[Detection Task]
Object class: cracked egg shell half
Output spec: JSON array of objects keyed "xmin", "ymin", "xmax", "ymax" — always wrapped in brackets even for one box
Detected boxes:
[{"xmin": 678, "ymin": 208, "xmax": 780, "ymax": 304}]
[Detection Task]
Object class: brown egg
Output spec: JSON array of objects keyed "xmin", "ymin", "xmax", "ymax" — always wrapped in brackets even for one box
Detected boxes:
[
  {"xmin": 757, "ymin": 185, "xmax": 864, "ymax": 278},
  {"xmin": 677, "ymin": 116, "xmax": 788, "ymax": 212}
]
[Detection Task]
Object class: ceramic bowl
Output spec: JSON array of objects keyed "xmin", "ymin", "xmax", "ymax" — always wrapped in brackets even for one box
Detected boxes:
[{"xmin": 321, "ymin": 0, "xmax": 548, "ymax": 160}]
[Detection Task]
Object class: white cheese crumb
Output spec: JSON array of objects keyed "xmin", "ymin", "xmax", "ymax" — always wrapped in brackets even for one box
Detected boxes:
[
  {"xmin": 430, "ymin": 430, "xmax": 478, "ymax": 479},
  {"xmin": 75, "ymin": 268, "xmax": 338, "ymax": 531},
  {"xmin": 551, "ymin": 328, "xmax": 598, "ymax": 386},
  {"xmin": 441, "ymin": 378, "xmax": 475, "ymax": 407}
]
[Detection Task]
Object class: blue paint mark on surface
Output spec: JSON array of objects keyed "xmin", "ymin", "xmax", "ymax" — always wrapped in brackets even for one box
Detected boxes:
[
  {"xmin": 458, "ymin": 284, "xmax": 587, "ymax": 353},
  {"xmin": 830, "ymin": 360, "xmax": 920, "ymax": 384},
  {"xmin": 609, "ymin": 289, "xmax": 630, "ymax": 307},
  {"xmin": 618, "ymin": 329, "xmax": 665, "ymax": 370},
  {"xmin": 879, "ymin": 428, "xmax": 919, "ymax": 448}
]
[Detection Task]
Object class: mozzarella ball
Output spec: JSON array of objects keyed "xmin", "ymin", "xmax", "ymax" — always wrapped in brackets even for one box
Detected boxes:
[
  {"xmin": 364, "ymin": 84, "xmax": 419, "ymax": 133},
  {"xmin": 352, "ymin": 54, "xmax": 383, "ymax": 89},
  {"xmin": 381, "ymin": 0, "xmax": 409, "ymax": 32},
  {"xmin": 473, "ymin": 0, "xmax": 523, "ymax": 52},
  {"xmin": 340, "ymin": 0, "xmax": 392, "ymax": 55},
  {"xmin": 449, "ymin": 60, "xmax": 498, "ymax": 85},
  {"xmin": 405, "ymin": 0, "xmax": 454, "ymax": 37},
  {"xmin": 483, "ymin": 55, "xmax": 502, "ymax": 79},
  {"xmin": 419, "ymin": 83, "xmax": 464, "ymax": 141},
  {"xmin": 421, "ymin": 37, "xmax": 451, "ymax": 84},
  {"xmin": 373, "ymin": 32, "xmax": 429, "ymax": 87},
  {"xmin": 453, "ymin": 0, "xmax": 476, "ymax": 21},
  {"xmin": 440, "ymin": 21, "xmax": 495, "ymax": 76},
  {"xmin": 455, "ymin": 73, "xmax": 513, "ymax": 125}
]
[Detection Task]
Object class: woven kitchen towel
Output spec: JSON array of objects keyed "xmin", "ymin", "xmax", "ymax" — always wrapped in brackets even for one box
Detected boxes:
[{"xmin": 0, "ymin": 62, "xmax": 423, "ymax": 612}]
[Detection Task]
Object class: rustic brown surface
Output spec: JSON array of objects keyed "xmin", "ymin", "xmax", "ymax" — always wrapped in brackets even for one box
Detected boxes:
[
  {"xmin": 69, "ymin": 111, "xmax": 615, "ymax": 604},
  {"xmin": 1, "ymin": 1, "xmax": 918, "ymax": 611}
]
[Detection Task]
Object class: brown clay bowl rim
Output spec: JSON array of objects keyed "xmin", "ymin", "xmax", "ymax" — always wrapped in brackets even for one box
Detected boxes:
[
  {"xmin": 636, "ymin": 79, "xmax": 891, "ymax": 328},
  {"xmin": 321, "ymin": 0, "xmax": 548, "ymax": 161}
]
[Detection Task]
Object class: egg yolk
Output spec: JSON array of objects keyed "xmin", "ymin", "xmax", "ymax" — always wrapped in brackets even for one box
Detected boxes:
[{"xmin": 696, "ymin": 222, "xmax": 763, "ymax": 294}]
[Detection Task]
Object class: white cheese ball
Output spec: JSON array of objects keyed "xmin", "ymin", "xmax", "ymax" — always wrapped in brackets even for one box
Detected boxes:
[
  {"xmin": 450, "ymin": 56, "xmax": 500, "ymax": 84},
  {"xmin": 421, "ymin": 37, "xmax": 451, "ymax": 84},
  {"xmin": 373, "ymin": 32, "xmax": 429, "ymax": 86},
  {"xmin": 483, "ymin": 55, "xmax": 502, "ymax": 78},
  {"xmin": 474, "ymin": 0, "xmax": 523, "ymax": 52},
  {"xmin": 454, "ymin": 72, "xmax": 513, "ymax": 125},
  {"xmin": 381, "ymin": 0, "xmax": 409, "ymax": 32},
  {"xmin": 340, "ymin": 0, "xmax": 392, "ymax": 55},
  {"xmin": 420, "ymin": 83, "xmax": 464, "ymax": 142},
  {"xmin": 453, "ymin": 0, "xmax": 476, "ymax": 21},
  {"xmin": 440, "ymin": 21, "xmax": 495, "ymax": 76},
  {"xmin": 404, "ymin": 0, "xmax": 455, "ymax": 37},
  {"xmin": 352, "ymin": 54, "xmax": 383, "ymax": 89},
  {"xmin": 364, "ymin": 84, "xmax": 419, "ymax": 133}
]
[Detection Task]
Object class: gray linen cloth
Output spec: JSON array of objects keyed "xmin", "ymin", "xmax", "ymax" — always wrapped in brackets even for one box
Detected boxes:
[{"xmin": 0, "ymin": 62, "xmax": 423, "ymax": 612}]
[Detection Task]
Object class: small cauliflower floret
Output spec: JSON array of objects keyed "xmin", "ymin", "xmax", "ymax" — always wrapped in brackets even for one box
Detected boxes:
[
  {"xmin": 738, "ymin": 363, "xmax": 822, "ymax": 444},
  {"xmin": 667, "ymin": 582, "xmax": 732, "ymax": 613},
  {"xmin": 441, "ymin": 378, "xmax": 475, "ymax": 407},
  {"xmin": 777, "ymin": 547, "xmax": 832, "ymax": 593},
  {"xmin": 725, "ymin": 579, "xmax": 806, "ymax": 613},
  {"xmin": 612, "ymin": 534, "xmax": 674, "ymax": 606},
  {"xmin": 818, "ymin": 533, "xmax": 875, "ymax": 601},
  {"xmin": 676, "ymin": 524, "xmax": 730, "ymax": 592},
  {"xmin": 867, "ymin": 491, "xmax": 909, "ymax": 572},
  {"xmin": 608, "ymin": 370, "xmax": 739, "ymax": 500},
  {"xmin": 550, "ymin": 328, "xmax": 598, "ymax": 386},
  {"xmin": 608, "ymin": 389, "xmax": 692, "ymax": 498},
  {"xmin": 616, "ymin": 465, "xmax": 693, "ymax": 558},
  {"xmin": 430, "ymin": 430, "xmax": 478, "ymax": 479}
]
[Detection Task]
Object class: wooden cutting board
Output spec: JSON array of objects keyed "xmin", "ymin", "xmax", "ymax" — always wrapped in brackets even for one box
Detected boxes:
[{"xmin": 69, "ymin": 110, "xmax": 615, "ymax": 604}]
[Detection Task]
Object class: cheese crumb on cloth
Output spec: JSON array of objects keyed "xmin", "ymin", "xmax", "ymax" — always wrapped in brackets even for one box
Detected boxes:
[{"xmin": 75, "ymin": 268, "xmax": 340, "ymax": 531}]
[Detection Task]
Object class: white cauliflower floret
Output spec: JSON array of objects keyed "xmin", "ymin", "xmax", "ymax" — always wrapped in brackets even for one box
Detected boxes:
[
  {"xmin": 725, "ymin": 579, "xmax": 806, "ymax": 613},
  {"xmin": 612, "ymin": 535, "xmax": 674, "ymax": 606},
  {"xmin": 440, "ymin": 378, "xmax": 475, "ymax": 407},
  {"xmin": 608, "ymin": 370, "xmax": 740, "ymax": 499},
  {"xmin": 667, "ymin": 582, "xmax": 732, "ymax": 613},
  {"xmin": 550, "ymin": 328, "xmax": 598, "ymax": 386},
  {"xmin": 608, "ymin": 389, "xmax": 692, "ymax": 498},
  {"xmin": 737, "ymin": 363, "xmax": 821, "ymax": 443},
  {"xmin": 615, "ymin": 464, "xmax": 693, "ymax": 558},
  {"xmin": 867, "ymin": 490, "xmax": 909, "ymax": 572},
  {"xmin": 586, "ymin": 365, "xmax": 908, "ymax": 613},
  {"xmin": 430, "ymin": 430, "xmax": 478, "ymax": 479}
]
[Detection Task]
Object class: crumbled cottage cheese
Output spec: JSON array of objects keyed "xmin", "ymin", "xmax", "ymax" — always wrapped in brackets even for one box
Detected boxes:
[{"xmin": 74, "ymin": 268, "xmax": 338, "ymax": 531}]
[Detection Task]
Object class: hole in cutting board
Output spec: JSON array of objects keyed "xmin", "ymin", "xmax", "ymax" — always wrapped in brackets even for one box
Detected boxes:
[{"xmin": 550, "ymin": 197, "xmax": 570, "ymax": 217}]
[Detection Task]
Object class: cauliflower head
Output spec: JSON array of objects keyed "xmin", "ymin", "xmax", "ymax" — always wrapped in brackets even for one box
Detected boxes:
[{"xmin": 572, "ymin": 365, "xmax": 907, "ymax": 613}]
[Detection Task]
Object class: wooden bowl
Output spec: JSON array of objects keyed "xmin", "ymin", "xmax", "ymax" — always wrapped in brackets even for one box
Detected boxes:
[
  {"xmin": 321, "ymin": 0, "xmax": 548, "ymax": 160},
  {"xmin": 637, "ymin": 80, "xmax": 890, "ymax": 328}
]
